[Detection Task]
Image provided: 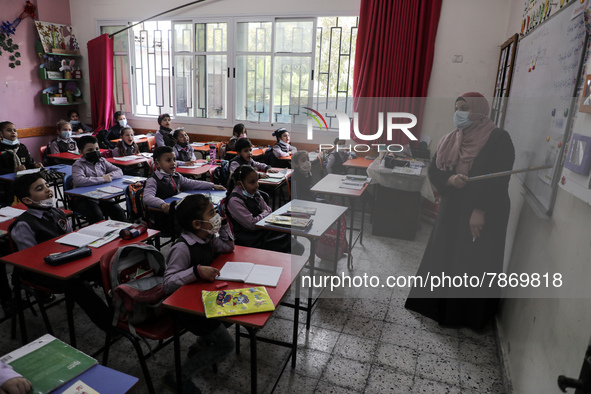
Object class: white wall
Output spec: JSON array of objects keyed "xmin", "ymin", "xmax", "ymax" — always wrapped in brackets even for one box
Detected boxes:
[{"xmin": 69, "ymin": 0, "xmax": 360, "ymax": 144}]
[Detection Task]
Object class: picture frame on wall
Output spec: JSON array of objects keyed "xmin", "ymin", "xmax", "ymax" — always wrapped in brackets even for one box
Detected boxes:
[{"xmin": 579, "ymin": 74, "xmax": 591, "ymax": 113}]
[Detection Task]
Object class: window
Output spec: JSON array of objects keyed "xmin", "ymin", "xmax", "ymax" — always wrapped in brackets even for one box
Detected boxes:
[{"xmin": 99, "ymin": 16, "xmax": 357, "ymax": 129}]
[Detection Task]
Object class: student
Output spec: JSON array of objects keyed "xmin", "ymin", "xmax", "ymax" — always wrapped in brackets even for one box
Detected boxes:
[
  {"xmin": 271, "ymin": 128, "xmax": 297, "ymax": 168},
  {"xmin": 229, "ymin": 138, "xmax": 276, "ymax": 175},
  {"xmin": 226, "ymin": 165, "xmax": 304, "ymax": 255},
  {"xmin": 172, "ymin": 128, "xmax": 197, "ymax": 166},
  {"xmin": 67, "ymin": 109, "xmax": 92, "ymax": 134},
  {"xmin": 143, "ymin": 146, "xmax": 225, "ymax": 232},
  {"xmin": 49, "ymin": 120, "xmax": 78, "ymax": 154},
  {"xmin": 162, "ymin": 194, "xmax": 234, "ymax": 392},
  {"xmin": 71, "ymin": 135, "xmax": 127, "ymax": 223},
  {"xmin": 9, "ymin": 173, "xmax": 111, "ymax": 331},
  {"xmin": 112, "ymin": 126, "xmax": 140, "ymax": 157},
  {"xmin": 155, "ymin": 113, "xmax": 175, "ymax": 148},
  {"xmin": 291, "ymin": 151, "xmax": 318, "ymax": 202},
  {"xmin": 0, "ymin": 121, "xmax": 42, "ymax": 175},
  {"xmin": 226, "ymin": 123, "xmax": 247, "ymax": 153},
  {"xmin": 326, "ymin": 138, "xmax": 352, "ymax": 175},
  {"xmin": 104, "ymin": 111, "xmax": 128, "ymax": 147},
  {"xmin": 0, "ymin": 361, "xmax": 31, "ymax": 394}
]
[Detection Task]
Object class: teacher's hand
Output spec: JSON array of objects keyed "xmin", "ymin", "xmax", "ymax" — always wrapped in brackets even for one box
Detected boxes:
[
  {"xmin": 470, "ymin": 209, "xmax": 485, "ymax": 239},
  {"xmin": 447, "ymin": 174, "xmax": 468, "ymax": 189}
]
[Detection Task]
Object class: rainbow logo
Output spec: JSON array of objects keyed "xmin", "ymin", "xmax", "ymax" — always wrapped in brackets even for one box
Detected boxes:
[{"xmin": 303, "ymin": 107, "xmax": 329, "ymax": 131}]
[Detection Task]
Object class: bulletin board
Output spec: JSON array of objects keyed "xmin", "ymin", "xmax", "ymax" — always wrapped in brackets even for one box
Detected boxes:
[{"xmin": 503, "ymin": 1, "xmax": 587, "ymax": 216}]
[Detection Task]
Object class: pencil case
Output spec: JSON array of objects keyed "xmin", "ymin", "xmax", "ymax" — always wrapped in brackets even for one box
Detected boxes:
[{"xmin": 44, "ymin": 247, "xmax": 92, "ymax": 266}]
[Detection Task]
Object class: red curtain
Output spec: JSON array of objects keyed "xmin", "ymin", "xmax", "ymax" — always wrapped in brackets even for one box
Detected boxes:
[
  {"xmin": 352, "ymin": 0, "xmax": 442, "ymax": 145},
  {"xmin": 87, "ymin": 34, "xmax": 115, "ymax": 132}
]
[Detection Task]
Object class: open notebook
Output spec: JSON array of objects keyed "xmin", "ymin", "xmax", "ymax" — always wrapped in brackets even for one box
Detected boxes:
[
  {"xmin": 56, "ymin": 220, "xmax": 129, "ymax": 248},
  {"xmin": 217, "ymin": 262, "xmax": 283, "ymax": 287}
]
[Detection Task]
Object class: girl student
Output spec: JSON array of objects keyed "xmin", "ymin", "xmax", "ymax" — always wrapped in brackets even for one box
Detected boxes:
[
  {"xmin": 172, "ymin": 128, "xmax": 197, "ymax": 166},
  {"xmin": 161, "ymin": 194, "xmax": 234, "ymax": 393},
  {"xmin": 228, "ymin": 138, "xmax": 277, "ymax": 175},
  {"xmin": 225, "ymin": 164, "xmax": 304, "ymax": 255},
  {"xmin": 270, "ymin": 128, "xmax": 297, "ymax": 168},
  {"xmin": 226, "ymin": 123, "xmax": 247, "ymax": 153},
  {"xmin": 291, "ymin": 150, "xmax": 319, "ymax": 202},
  {"xmin": 112, "ymin": 126, "xmax": 140, "ymax": 157},
  {"xmin": 67, "ymin": 109, "xmax": 92, "ymax": 134},
  {"xmin": 0, "ymin": 121, "xmax": 42, "ymax": 175},
  {"xmin": 155, "ymin": 113, "xmax": 175, "ymax": 148},
  {"xmin": 49, "ymin": 120, "xmax": 78, "ymax": 154},
  {"xmin": 143, "ymin": 146, "xmax": 225, "ymax": 232}
]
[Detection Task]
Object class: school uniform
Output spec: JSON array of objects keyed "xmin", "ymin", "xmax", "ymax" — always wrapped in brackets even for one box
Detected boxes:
[
  {"xmin": 105, "ymin": 123, "xmax": 123, "ymax": 144},
  {"xmin": 8, "ymin": 206, "xmax": 110, "ymax": 330},
  {"xmin": 226, "ymin": 136, "xmax": 239, "ymax": 152},
  {"xmin": 291, "ymin": 169, "xmax": 317, "ymax": 201},
  {"xmin": 71, "ymin": 121, "xmax": 92, "ymax": 133},
  {"xmin": 271, "ymin": 141, "xmax": 296, "ymax": 168},
  {"xmin": 112, "ymin": 141, "xmax": 139, "ymax": 157},
  {"xmin": 71, "ymin": 156, "xmax": 127, "ymax": 223},
  {"xmin": 228, "ymin": 156, "xmax": 271, "ymax": 174},
  {"xmin": 0, "ymin": 142, "xmax": 35, "ymax": 175},
  {"xmin": 155, "ymin": 127, "xmax": 175, "ymax": 148},
  {"xmin": 0, "ymin": 362, "xmax": 21, "ymax": 387},
  {"xmin": 226, "ymin": 186, "xmax": 292, "ymax": 253},
  {"xmin": 173, "ymin": 143, "xmax": 197, "ymax": 166},
  {"xmin": 163, "ymin": 228, "xmax": 234, "ymax": 379},
  {"xmin": 326, "ymin": 151, "xmax": 349, "ymax": 174},
  {"xmin": 49, "ymin": 136, "xmax": 78, "ymax": 154}
]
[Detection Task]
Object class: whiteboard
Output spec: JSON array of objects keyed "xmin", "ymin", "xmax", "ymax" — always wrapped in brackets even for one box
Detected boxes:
[{"xmin": 503, "ymin": 2, "xmax": 586, "ymax": 216}]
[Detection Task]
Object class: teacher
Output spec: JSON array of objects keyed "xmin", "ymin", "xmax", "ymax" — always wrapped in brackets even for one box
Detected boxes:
[{"xmin": 405, "ymin": 92, "xmax": 515, "ymax": 329}]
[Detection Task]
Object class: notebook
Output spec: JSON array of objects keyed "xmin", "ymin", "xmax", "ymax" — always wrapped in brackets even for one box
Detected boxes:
[
  {"xmin": 57, "ymin": 220, "xmax": 129, "ymax": 247},
  {"xmin": 217, "ymin": 262, "xmax": 283, "ymax": 287},
  {"xmin": 202, "ymin": 286, "xmax": 275, "ymax": 318},
  {"xmin": 0, "ymin": 334, "xmax": 97, "ymax": 394}
]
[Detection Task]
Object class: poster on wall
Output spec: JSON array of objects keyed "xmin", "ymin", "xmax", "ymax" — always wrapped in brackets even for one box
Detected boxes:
[{"xmin": 35, "ymin": 21, "xmax": 80, "ymax": 55}]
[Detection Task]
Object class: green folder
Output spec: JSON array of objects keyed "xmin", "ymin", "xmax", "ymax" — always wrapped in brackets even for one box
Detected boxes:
[{"xmin": 0, "ymin": 334, "xmax": 97, "ymax": 394}]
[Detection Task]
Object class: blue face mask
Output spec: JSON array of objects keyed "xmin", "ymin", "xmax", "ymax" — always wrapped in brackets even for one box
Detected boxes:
[
  {"xmin": 453, "ymin": 111, "xmax": 473, "ymax": 129},
  {"xmin": 60, "ymin": 131, "xmax": 72, "ymax": 139},
  {"xmin": 241, "ymin": 189, "xmax": 255, "ymax": 198},
  {"xmin": 2, "ymin": 138, "xmax": 19, "ymax": 146},
  {"xmin": 70, "ymin": 120, "xmax": 80, "ymax": 126}
]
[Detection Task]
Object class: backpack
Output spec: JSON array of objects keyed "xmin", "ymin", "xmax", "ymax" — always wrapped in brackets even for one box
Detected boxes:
[
  {"xmin": 95, "ymin": 129, "xmax": 113, "ymax": 149},
  {"xmin": 212, "ymin": 160, "xmax": 231, "ymax": 187},
  {"xmin": 315, "ymin": 209, "xmax": 353, "ymax": 270},
  {"xmin": 108, "ymin": 243, "xmax": 167, "ymax": 334},
  {"xmin": 42, "ymin": 142, "xmax": 52, "ymax": 166},
  {"xmin": 263, "ymin": 147, "xmax": 275, "ymax": 166},
  {"xmin": 124, "ymin": 182, "xmax": 147, "ymax": 223}
]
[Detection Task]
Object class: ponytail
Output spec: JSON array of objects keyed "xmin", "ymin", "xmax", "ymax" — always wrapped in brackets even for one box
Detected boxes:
[{"xmin": 226, "ymin": 165, "xmax": 256, "ymax": 198}]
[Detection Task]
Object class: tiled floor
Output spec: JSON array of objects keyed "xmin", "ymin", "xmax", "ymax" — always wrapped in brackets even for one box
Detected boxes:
[{"xmin": 0, "ymin": 214, "xmax": 506, "ymax": 393}]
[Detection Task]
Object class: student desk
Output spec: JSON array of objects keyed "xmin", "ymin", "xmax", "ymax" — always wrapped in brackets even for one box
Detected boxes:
[
  {"xmin": 0, "ymin": 228, "xmax": 159, "ymax": 346},
  {"xmin": 310, "ymin": 173, "xmax": 370, "ymax": 268},
  {"xmin": 51, "ymin": 364, "xmax": 139, "ymax": 394},
  {"xmin": 109, "ymin": 136, "xmax": 149, "ymax": 144},
  {"xmin": 176, "ymin": 163, "xmax": 213, "ymax": 178},
  {"xmin": 343, "ymin": 157, "xmax": 373, "ymax": 171},
  {"xmin": 191, "ymin": 143, "xmax": 214, "ymax": 159},
  {"xmin": 47, "ymin": 150, "xmax": 109, "ymax": 165},
  {"xmin": 160, "ymin": 189, "xmax": 226, "ymax": 206},
  {"xmin": 65, "ymin": 178, "xmax": 128, "ymax": 201},
  {"xmin": 255, "ymin": 199, "xmax": 347, "ymax": 328},
  {"xmin": 258, "ymin": 169, "xmax": 292, "ymax": 209},
  {"xmin": 107, "ymin": 156, "xmax": 151, "ymax": 168},
  {"xmin": 226, "ymin": 147, "xmax": 267, "ymax": 157},
  {"xmin": 0, "ymin": 205, "xmax": 73, "ymax": 234},
  {"xmin": 163, "ymin": 246, "xmax": 307, "ymax": 394}
]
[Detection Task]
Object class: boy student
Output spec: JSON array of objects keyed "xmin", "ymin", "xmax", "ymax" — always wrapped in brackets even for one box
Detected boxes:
[
  {"xmin": 67, "ymin": 109, "xmax": 92, "ymax": 134},
  {"xmin": 228, "ymin": 138, "xmax": 276, "ymax": 175},
  {"xmin": 155, "ymin": 113, "xmax": 175, "ymax": 148},
  {"xmin": 326, "ymin": 137, "xmax": 354, "ymax": 174},
  {"xmin": 71, "ymin": 135, "xmax": 127, "ymax": 223},
  {"xmin": 9, "ymin": 173, "xmax": 111, "ymax": 331},
  {"xmin": 291, "ymin": 151, "xmax": 318, "ymax": 202},
  {"xmin": 143, "ymin": 146, "xmax": 225, "ymax": 232},
  {"xmin": 172, "ymin": 128, "xmax": 197, "ymax": 166},
  {"xmin": 49, "ymin": 120, "xmax": 78, "ymax": 154},
  {"xmin": 104, "ymin": 111, "xmax": 128, "ymax": 147}
]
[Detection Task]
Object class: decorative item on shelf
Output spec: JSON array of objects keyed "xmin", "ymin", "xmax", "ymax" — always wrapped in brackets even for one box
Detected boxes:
[
  {"xmin": 59, "ymin": 59, "xmax": 74, "ymax": 79},
  {"xmin": 35, "ymin": 21, "xmax": 81, "ymax": 55}
]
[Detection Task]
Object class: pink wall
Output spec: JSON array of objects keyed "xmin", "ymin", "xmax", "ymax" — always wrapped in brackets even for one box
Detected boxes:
[{"xmin": 0, "ymin": 0, "xmax": 72, "ymax": 159}]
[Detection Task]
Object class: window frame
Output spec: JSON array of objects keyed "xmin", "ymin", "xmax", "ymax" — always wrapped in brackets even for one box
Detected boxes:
[{"xmin": 97, "ymin": 12, "xmax": 357, "ymax": 133}]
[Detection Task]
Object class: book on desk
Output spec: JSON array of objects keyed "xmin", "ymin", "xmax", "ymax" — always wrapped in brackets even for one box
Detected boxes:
[
  {"xmin": 217, "ymin": 261, "xmax": 283, "ymax": 287},
  {"xmin": 0, "ymin": 334, "xmax": 97, "ymax": 394},
  {"xmin": 56, "ymin": 220, "xmax": 129, "ymax": 247},
  {"xmin": 265, "ymin": 214, "xmax": 313, "ymax": 229}
]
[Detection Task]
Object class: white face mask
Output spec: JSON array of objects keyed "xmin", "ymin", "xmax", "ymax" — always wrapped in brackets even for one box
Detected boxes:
[
  {"xmin": 198, "ymin": 213, "xmax": 222, "ymax": 235},
  {"xmin": 60, "ymin": 131, "xmax": 72, "ymax": 139},
  {"xmin": 2, "ymin": 138, "xmax": 19, "ymax": 146},
  {"xmin": 453, "ymin": 110, "xmax": 473, "ymax": 129},
  {"xmin": 119, "ymin": 119, "xmax": 127, "ymax": 127},
  {"xmin": 27, "ymin": 196, "xmax": 55, "ymax": 208}
]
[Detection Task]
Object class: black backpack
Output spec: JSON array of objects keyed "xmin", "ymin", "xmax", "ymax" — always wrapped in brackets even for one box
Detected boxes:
[
  {"xmin": 212, "ymin": 160, "xmax": 231, "ymax": 187},
  {"xmin": 96, "ymin": 129, "xmax": 113, "ymax": 149},
  {"xmin": 263, "ymin": 147, "xmax": 276, "ymax": 166}
]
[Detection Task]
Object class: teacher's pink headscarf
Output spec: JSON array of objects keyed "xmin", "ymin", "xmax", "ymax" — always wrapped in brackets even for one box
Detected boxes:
[{"xmin": 435, "ymin": 92, "xmax": 496, "ymax": 176}]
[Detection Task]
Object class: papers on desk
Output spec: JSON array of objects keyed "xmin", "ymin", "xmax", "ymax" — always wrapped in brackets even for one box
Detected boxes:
[
  {"xmin": 97, "ymin": 186, "xmax": 124, "ymax": 194},
  {"xmin": 340, "ymin": 181, "xmax": 365, "ymax": 190},
  {"xmin": 178, "ymin": 163, "xmax": 205, "ymax": 168},
  {"xmin": 62, "ymin": 379, "xmax": 100, "ymax": 394},
  {"xmin": 0, "ymin": 334, "xmax": 97, "ymax": 394},
  {"xmin": 140, "ymin": 152, "xmax": 153, "ymax": 158},
  {"xmin": 57, "ymin": 220, "xmax": 128, "ymax": 247},
  {"xmin": 112, "ymin": 155, "xmax": 143, "ymax": 161},
  {"xmin": 218, "ymin": 262, "xmax": 283, "ymax": 287},
  {"xmin": 72, "ymin": 132, "xmax": 93, "ymax": 138},
  {"xmin": 171, "ymin": 192, "xmax": 192, "ymax": 199},
  {"xmin": 202, "ymin": 286, "xmax": 275, "ymax": 318},
  {"xmin": 16, "ymin": 168, "xmax": 42, "ymax": 177},
  {"xmin": 265, "ymin": 214, "xmax": 313, "ymax": 229},
  {"xmin": 392, "ymin": 166, "xmax": 422, "ymax": 176},
  {"xmin": 287, "ymin": 206, "xmax": 317, "ymax": 215},
  {"xmin": 122, "ymin": 176, "xmax": 147, "ymax": 184},
  {"xmin": 0, "ymin": 206, "xmax": 26, "ymax": 219},
  {"xmin": 81, "ymin": 190, "xmax": 111, "ymax": 199},
  {"xmin": 191, "ymin": 142, "xmax": 206, "ymax": 147}
]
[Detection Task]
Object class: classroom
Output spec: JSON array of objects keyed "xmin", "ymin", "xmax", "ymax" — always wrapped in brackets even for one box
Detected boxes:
[{"xmin": 0, "ymin": 0, "xmax": 590, "ymax": 393}]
